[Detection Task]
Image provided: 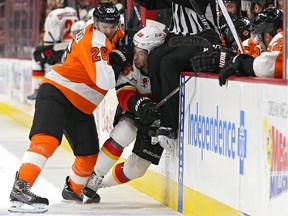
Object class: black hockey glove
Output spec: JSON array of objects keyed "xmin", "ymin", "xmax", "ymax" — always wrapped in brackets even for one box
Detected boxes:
[
  {"xmin": 134, "ymin": 97, "xmax": 161, "ymax": 127},
  {"xmin": 110, "ymin": 49, "xmax": 132, "ymax": 80},
  {"xmin": 47, "ymin": 50, "xmax": 65, "ymax": 65},
  {"xmin": 33, "ymin": 45, "xmax": 54, "ymax": 69},
  {"xmin": 191, "ymin": 47, "xmax": 236, "ymax": 73},
  {"xmin": 219, "ymin": 54, "xmax": 254, "ymax": 86},
  {"xmin": 117, "ymin": 44, "xmax": 134, "ymax": 65}
]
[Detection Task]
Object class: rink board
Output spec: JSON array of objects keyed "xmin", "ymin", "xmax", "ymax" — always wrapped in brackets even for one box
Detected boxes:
[{"xmin": 1, "ymin": 59, "xmax": 288, "ymax": 216}]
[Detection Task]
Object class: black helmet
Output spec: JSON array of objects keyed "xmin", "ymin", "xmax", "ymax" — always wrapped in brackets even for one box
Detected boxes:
[
  {"xmin": 93, "ymin": 3, "xmax": 120, "ymax": 24},
  {"xmin": 252, "ymin": 7, "xmax": 283, "ymax": 36},
  {"xmin": 221, "ymin": 15, "xmax": 251, "ymax": 48}
]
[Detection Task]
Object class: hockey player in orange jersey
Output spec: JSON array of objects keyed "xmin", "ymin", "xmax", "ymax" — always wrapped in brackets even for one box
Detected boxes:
[
  {"xmin": 9, "ymin": 2, "xmax": 129, "ymax": 213},
  {"xmin": 219, "ymin": 7, "xmax": 284, "ymax": 85}
]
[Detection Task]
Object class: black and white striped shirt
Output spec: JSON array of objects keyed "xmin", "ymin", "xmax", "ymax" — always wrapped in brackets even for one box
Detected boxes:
[{"xmin": 169, "ymin": 2, "xmax": 219, "ymax": 36}]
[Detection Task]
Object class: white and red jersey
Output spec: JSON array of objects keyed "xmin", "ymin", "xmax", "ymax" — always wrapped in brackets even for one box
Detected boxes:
[
  {"xmin": 253, "ymin": 32, "xmax": 284, "ymax": 78},
  {"xmin": 116, "ymin": 64, "xmax": 152, "ymax": 111},
  {"xmin": 42, "ymin": 24, "xmax": 116, "ymax": 115},
  {"xmin": 43, "ymin": 6, "xmax": 78, "ymax": 44}
]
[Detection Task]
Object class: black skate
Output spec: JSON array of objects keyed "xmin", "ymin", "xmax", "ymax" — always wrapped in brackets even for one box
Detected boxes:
[
  {"xmin": 62, "ymin": 176, "xmax": 100, "ymax": 204},
  {"xmin": 8, "ymin": 172, "xmax": 49, "ymax": 213},
  {"xmin": 27, "ymin": 89, "xmax": 38, "ymax": 100},
  {"xmin": 82, "ymin": 171, "xmax": 103, "ymax": 203}
]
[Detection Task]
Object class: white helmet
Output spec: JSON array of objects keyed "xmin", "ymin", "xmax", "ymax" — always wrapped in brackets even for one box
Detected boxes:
[{"xmin": 133, "ymin": 26, "xmax": 166, "ymax": 53}]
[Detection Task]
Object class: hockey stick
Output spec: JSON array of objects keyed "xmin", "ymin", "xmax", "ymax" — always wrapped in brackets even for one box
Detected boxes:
[
  {"xmin": 74, "ymin": 0, "xmax": 80, "ymax": 20},
  {"xmin": 124, "ymin": 0, "xmax": 129, "ymax": 45},
  {"xmin": 188, "ymin": 0, "xmax": 211, "ymax": 30},
  {"xmin": 168, "ymin": 35, "xmax": 214, "ymax": 50},
  {"xmin": 156, "ymin": 73, "xmax": 195, "ymax": 109},
  {"xmin": 132, "ymin": 0, "xmax": 143, "ymax": 27},
  {"xmin": 218, "ymin": 0, "xmax": 244, "ymax": 53}
]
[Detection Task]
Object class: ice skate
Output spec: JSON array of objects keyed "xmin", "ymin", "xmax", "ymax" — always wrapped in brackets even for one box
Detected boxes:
[
  {"xmin": 82, "ymin": 171, "xmax": 103, "ymax": 203},
  {"xmin": 62, "ymin": 176, "xmax": 100, "ymax": 204},
  {"xmin": 8, "ymin": 172, "xmax": 49, "ymax": 213},
  {"xmin": 156, "ymin": 127, "xmax": 177, "ymax": 151},
  {"xmin": 27, "ymin": 89, "xmax": 38, "ymax": 100}
]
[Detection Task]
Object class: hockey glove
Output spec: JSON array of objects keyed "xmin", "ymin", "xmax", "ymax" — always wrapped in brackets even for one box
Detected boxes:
[
  {"xmin": 33, "ymin": 45, "xmax": 54, "ymax": 69},
  {"xmin": 219, "ymin": 54, "xmax": 253, "ymax": 86},
  {"xmin": 47, "ymin": 50, "xmax": 65, "ymax": 65},
  {"xmin": 135, "ymin": 97, "xmax": 161, "ymax": 127},
  {"xmin": 117, "ymin": 44, "xmax": 134, "ymax": 65},
  {"xmin": 110, "ymin": 49, "xmax": 132, "ymax": 80},
  {"xmin": 191, "ymin": 48, "xmax": 236, "ymax": 73}
]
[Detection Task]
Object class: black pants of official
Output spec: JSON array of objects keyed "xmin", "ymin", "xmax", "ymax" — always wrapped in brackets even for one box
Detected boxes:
[{"xmin": 148, "ymin": 34, "xmax": 202, "ymax": 131}]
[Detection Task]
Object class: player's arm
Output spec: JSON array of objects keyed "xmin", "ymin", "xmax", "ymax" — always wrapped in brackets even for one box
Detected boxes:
[{"xmin": 116, "ymin": 73, "xmax": 160, "ymax": 127}]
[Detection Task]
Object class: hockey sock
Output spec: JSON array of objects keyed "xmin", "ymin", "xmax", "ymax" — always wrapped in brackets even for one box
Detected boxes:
[
  {"xmin": 31, "ymin": 70, "xmax": 45, "ymax": 92},
  {"xmin": 19, "ymin": 134, "xmax": 59, "ymax": 186},
  {"xmin": 94, "ymin": 138, "xmax": 123, "ymax": 176},
  {"xmin": 69, "ymin": 154, "xmax": 98, "ymax": 195}
]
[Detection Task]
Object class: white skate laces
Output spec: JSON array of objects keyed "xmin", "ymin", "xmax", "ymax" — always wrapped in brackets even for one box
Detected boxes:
[
  {"xmin": 82, "ymin": 171, "xmax": 103, "ymax": 203},
  {"xmin": 155, "ymin": 127, "xmax": 177, "ymax": 151}
]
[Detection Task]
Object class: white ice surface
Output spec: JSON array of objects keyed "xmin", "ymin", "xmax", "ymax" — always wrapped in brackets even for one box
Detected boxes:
[{"xmin": 0, "ymin": 114, "xmax": 181, "ymax": 216}]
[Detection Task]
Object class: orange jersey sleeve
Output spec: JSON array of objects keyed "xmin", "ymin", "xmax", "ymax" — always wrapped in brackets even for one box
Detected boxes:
[{"xmin": 42, "ymin": 24, "xmax": 116, "ymax": 114}]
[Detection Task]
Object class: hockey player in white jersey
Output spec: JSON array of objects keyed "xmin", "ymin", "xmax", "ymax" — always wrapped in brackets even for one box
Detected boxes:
[
  {"xmin": 82, "ymin": 26, "xmax": 167, "ymax": 203},
  {"xmin": 27, "ymin": 0, "xmax": 78, "ymax": 100}
]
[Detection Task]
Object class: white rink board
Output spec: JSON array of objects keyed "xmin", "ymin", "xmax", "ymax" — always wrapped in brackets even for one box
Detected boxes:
[
  {"xmin": 180, "ymin": 75, "xmax": 288, "ymax": 216},
  {"xmin": 1, "ymin": 58, "xmax": 288, "ymax": 215}
]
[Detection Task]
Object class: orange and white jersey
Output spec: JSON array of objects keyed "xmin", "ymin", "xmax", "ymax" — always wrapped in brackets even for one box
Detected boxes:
[
  {"xmin": 253, "ymin": 32, "xmax": 284, "ymax": 78},
  {"xmin": 242, "ymin": 38, "xmax": 262, "ymax": 58},
  {"xmin": 42, "ymin": 24, "xmax": 116, "ymax": 115},
  {"xmin": 43, "ymin": 6, "xmax": 78, "ymax": 44}
]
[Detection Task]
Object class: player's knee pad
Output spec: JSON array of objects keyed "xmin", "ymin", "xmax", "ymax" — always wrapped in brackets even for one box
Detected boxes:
[
  {"xmin": 123, "ymin": 153, "xmax": 151, "ymax": 179},
  {"xmin": 110, "ymin": 118, "xmax": 137, "ymax": 148}
]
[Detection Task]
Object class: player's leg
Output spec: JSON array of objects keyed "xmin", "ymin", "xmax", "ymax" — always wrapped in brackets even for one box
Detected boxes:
[
  {"xmin": 101, "ymin": 129, "xmax": 163, "ymax": 188},
  {"xmin": 83, "ymin": 116, "xmax": 137, "ymax": 202},
  {"xmin": 9, "ymin": 83, "xmax": 68, "ymax": 213},
  {"xmin": 62, "ymin": 108, "xmax": 100, "ymax": 203}
]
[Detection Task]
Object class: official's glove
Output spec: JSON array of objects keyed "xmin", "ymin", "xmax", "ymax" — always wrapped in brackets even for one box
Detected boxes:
[
  {"xmin": 218, "ymin": 54, "xmax": 252, "ymax": 86},
  {"xmin": 135, "ymin": 97, "xmax": 161, "ymax": 127},
  {"xmin": 191, "ymin": 48, "xmax": 236, "ymax": 73},
  {"xmin": 110, "ymin": 49, "xmax": 132, "ymax": 80}
]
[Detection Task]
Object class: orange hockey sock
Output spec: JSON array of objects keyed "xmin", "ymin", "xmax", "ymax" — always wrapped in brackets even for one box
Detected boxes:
[{"xmin": 19, "ymin": 134, "xmax": 59, "ymax": 186}]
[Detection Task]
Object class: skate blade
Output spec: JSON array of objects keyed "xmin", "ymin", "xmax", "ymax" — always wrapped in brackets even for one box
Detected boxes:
[
  {"xmin": 82, "ymin": 195, "xmax": 90, "ymax": 204},
  {"xmin": 8, "ymin": 201, "xmax": 48, "ymax": 213}
]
